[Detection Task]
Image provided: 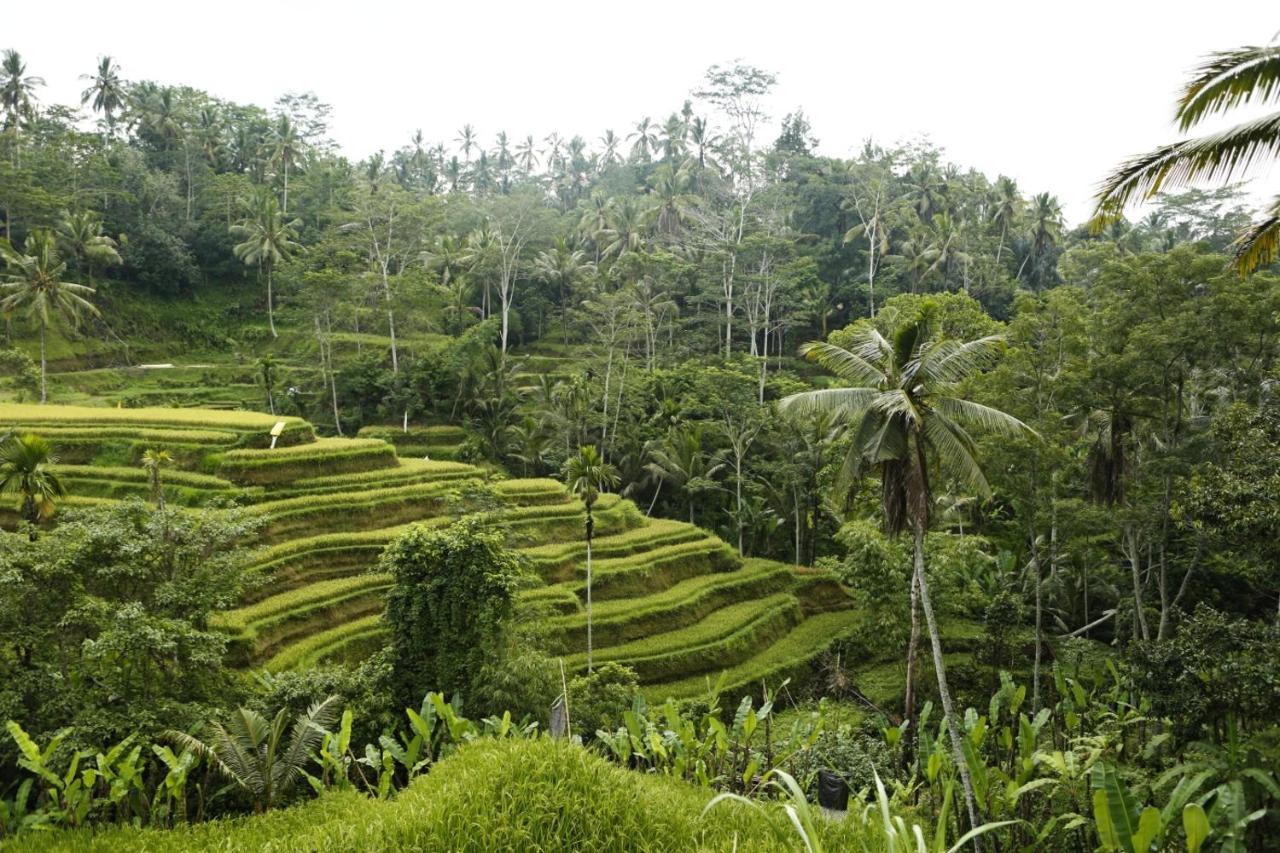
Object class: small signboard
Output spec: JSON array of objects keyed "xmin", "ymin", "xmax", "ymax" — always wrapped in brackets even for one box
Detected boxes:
[{"xmin": 269, "ymin": 420, "xmax": 287, "ymax": 449}]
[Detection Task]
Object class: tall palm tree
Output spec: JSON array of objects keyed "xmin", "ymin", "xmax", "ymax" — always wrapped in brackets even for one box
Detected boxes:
[
  {"xmin": 0, "ymin": 229, "xmax": 99, "ymax": 403},
  {"xmin": 455, "ymin": 124, "xmax": 477, "ymax": 163},
  {"xmin": 167, "ymin": 696, "xmax": 340, "ymax": 813},
  {"xmin": 0, "ymin": 433, "xmax": 64, "ymax": 538},
  {"xmin": 141, "ymin": 448, "xmax": 173, "ymax": 510},
  {"xmin": 0, "ymin": 49, "xmax": 42, "ymax": 129},
  {"xmin": 271, "ymin": 115, "xmax": 302, "ymax": 214},
  {"xmin": 231, "ymin": 191, "xmax": 301, "ymax": 338},
  {"xmin": 1018, "ymin": 193, "xmax": 1063, "ymax": 287},
  {"xmin": 55, "ymin": 210, "xmax": 121, "ymax": 286},
  {"xmin": 780, "ymin": 310, "xmax": 1033, "ymax": 836},
  {"xmin": 1094, "ymin": 40, "xmax": 1280, "ymax": 273},
  {"xmin": 79, "ymin": 56, "xmax": 126, "ymax": 131},
  {"xmin": 534, "ymin": 238, "xmax": 594, "ymax": 345},
  {"xmin": 515, "ymin": 134, "xmax": 538, "ymax": 176},
  {"xmin": 989, "ymin": 176, "xmax": 1022, "ymax": 267},
  {"xmin": 598, "ymin": 130, "xmax": 621, "ymax": 168},
  {"xmin": 600, "ymin": 197, "xmax": 649, "ymax": 259},
  {"xmin": 563, "ymin": 445, "xmax": 619, "ymax": 672},
  {"xmin": 628, "ymin": 117, "xmax": 658, "ymax": 162}
]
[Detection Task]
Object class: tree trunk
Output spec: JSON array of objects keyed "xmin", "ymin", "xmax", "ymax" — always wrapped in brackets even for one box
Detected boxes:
[
  {"xmin": 265, "ymin": 262, "xmax": 278, "ymax": 338},
  {"xmin": 914, "ymin": 523, "xmax": 982, "ymax": 844},
  {"xmin": 39, "ymin": 324, "xmax": 46, "ymax": 404},
  {"xmin": 585, "ymin": 508, "xmax": 595, "ymax": 673},
  {"xmin": 903, "ymin": 567, "xmax": 921, "ymax": 763},
  {"xmin": 1030, "ymin": 532, "xmax": 1042, "ymax": 712}
]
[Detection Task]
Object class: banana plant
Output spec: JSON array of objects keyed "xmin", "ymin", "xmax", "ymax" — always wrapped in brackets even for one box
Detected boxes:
[
  {"xmin": 150, "ymin": 745, "xmax": 197, "ymax": 826},
  {"xmin": 5, "ymin": 721, "xmax": 94, "ymax": 828},
  {"xmin": 1092, "ymin": 762, "xmax": 1214, "ymax": 852}
]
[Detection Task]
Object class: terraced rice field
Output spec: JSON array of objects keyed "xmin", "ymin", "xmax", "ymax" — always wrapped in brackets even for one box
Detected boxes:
[{"xmin": 0, "ymin": 403, "xmax": 859, "ymax": 702}]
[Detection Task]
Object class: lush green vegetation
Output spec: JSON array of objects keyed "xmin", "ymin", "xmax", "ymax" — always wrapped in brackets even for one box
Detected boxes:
[{"xmin": 1, "ymin": 32, "xmax": 1279, "ymax": 851}]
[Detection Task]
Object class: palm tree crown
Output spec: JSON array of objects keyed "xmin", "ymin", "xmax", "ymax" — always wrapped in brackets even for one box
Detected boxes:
[{"xmin": 0, "ymin": 433, "xmax": 64, "ymax": 533}]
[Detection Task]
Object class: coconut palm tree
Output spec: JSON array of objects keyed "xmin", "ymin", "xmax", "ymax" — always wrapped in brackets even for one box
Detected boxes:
[
  {"xmin": 1094, "ymin": 41, "xmax": 1280, "ymax": 273},
  {"xmin": 598, "ymin": 130, "xmax": 621, "ymax": 168},
  {"xmin": 271, "ymin": 115, "xmax": 302, "ymax": 214},
  {"xmin": 515, "ymin": 134, "xmax": 538, "ymax": 176},
  {"xmin": 455, "ymin": 124, "xmax": 477, "ymax": 163},
  {"xmin": 779, "ymin": 309, "xmax": 1033, "ymax": 836},
  {"xmin": 644, "ymin": 424, "xmax": 725, "ymax": 525},
  {"xmin": 55, "ymin": 210, "xmax": 121, "ymax": 286},
  {"xmin": 1018, "ymin": 193, "xmax": 1063, "ymax": 288},
  {"xmin": 0, "ymin": 433, "xmax": 64, "ymax": 538},
  {"xmin": 141, "ymin": 448, "xmax": 173, "ymax": 510},
  {"xmin": 563, "ymin": 445, "xmax": 619, "ymax": 672},
  {"xmin": 79, "ymin": 56, "xmax": 126, "ymax": 131},
  {"xmin": 167, "ymin": 696, "xmax": 340, "ymax": 813},
  {"xmin": 989, "ymin": 176, "xmax": 1022, "ymax": 267},
  {"xmin": 231, "ymin": 191, "xmax": 301, "ymax": 338},
  {"xmin": 0, "ymin": 229, "xmax": 99, "ymax": 403},
  {"xmin": 0, "ymin": 49, "xmax": 42, "ymax": 129},
  {"xmin": 628, "ymin": 117, "xmax": 658, "ymax": 162},
  {"xmin": 534, "ymin": 238, "xmax": 594, "ymax": 345}
]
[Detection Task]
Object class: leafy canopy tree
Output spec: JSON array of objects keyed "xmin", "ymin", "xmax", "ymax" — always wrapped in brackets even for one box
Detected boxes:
[
  {"xmin": 380, "ymin": 517, "xmax": 523, "ymax": 708},
  {"xmin": 0, "ymin": 432, "xmax": 63, "ymax": 537},
  {"xmin": 563, "ymin": 444, "xmax": 619, "ymax": 672},
  {"xmin": 780, "ymin": 303, "xmax": 1032, "ymax": 835},
  {"xmin": 0, "ymin": 229, "xmax": 99, "ymax": 403},
  {"xmin": 1094, "ymin": 40, "xmax": 1280, "ymax": 273}
]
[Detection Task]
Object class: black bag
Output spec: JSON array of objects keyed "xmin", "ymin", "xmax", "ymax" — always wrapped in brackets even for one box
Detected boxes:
[{"xmin": 817, "ymin": 769, "xmax": 849, "ymax": 811}]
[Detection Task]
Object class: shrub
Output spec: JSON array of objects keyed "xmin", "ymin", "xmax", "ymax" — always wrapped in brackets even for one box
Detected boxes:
[
  {"xmin": 381, "ymin": 518, "xmax": 524, "ymax": 708},
  {"xmin": 567, "ymin": 663, "xmax": 640, "ymax": 738}
]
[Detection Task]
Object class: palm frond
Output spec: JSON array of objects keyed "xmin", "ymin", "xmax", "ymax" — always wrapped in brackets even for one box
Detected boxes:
[
  {"xmin": 1230, "ymin": 193, "xmax": 1280, "ymax": 275},
  {"xmin": 935, "ymin": 397, "xmax": 1037, "ymax": 438},
  {"xmin": 915, "ymin": 336, "xmax": 1005, "ymax": 385},
  {"xmin": 778, "ymin": 388, "xmax": 878, "ymax": 419},
  {"xmin": 1094, "ymin": 110, "xmax": 1280, "ymax": 215},
  {"xmin": 797, "ymin": 340, "xmax": 886, "ymax": 386},
  {"xmin": 924, "ymin": 413, "xmax": 990, "ymax": 498},
  {"xmin": 1176, "ymin": 45, "xmax": 1280, "ymax": 131}
]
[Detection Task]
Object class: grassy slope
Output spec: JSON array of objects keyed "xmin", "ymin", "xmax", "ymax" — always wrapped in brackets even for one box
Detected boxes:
[{"xmin": 7, "ymin": 738, "xmax": 868, "ymax": 852}]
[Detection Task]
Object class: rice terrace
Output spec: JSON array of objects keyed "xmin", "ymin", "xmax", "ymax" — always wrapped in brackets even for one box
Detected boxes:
[{"xmin": 1, "ymin": 6, "xmax": 1279, "ymax": 851}]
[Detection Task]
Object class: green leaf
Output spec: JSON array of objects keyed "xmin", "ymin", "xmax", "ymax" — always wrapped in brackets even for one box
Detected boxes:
[
  {"xmin": 1131, "ymin": 806, "xmax": 1161, "ymax": 852},
  {"xmin": 1183, "ymin": 803, "xmax": 1209, "ymax": 853}
]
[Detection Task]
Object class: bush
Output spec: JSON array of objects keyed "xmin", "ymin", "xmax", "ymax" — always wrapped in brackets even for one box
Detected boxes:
[
  {"xmin": 567, "ymin": 663, "xmax": 640, "ymax": 738},
  {"xmin": 381, "ymin": 517, "xmax": 524, "ymax": 708}
]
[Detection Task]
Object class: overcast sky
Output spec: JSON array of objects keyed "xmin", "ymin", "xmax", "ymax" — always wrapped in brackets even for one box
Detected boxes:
[{"xmin": 11, "ymin": 1, "xmax": 1276, "ymax": 223}]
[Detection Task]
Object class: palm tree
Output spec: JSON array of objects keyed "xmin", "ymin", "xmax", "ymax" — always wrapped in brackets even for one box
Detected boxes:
[
  {"xmin": 989, "ymin": 176, "xmax": 1022, "ymax": 267},
  {"xmin": 141, "ymin": 448, "xmax": 173, "ymax": 510},
  {"xmin": 779, "ymin": 310, "xmax": 1033, "ymax": 836},
  {"xmin": 1018, "ymin": 193, "xmax": 1063, "ymax": 287},
  {"xmin": 515, "ymin": 134, "xmax": 538, "ymax": 176},
  {"xmin": 55, "ymin": 210, "xmax": 121, "ymax": 286},
  {"xmin": 533, "ymin": 238, "xmax": 594, "ymax": 345},
  {"xmin": 598, "ymin": 130, "xmax": 621, "ymax": 168},
  {"xmin": 600, "ymin": 197, "xmax": 649, "ymax": 259},
  {"xmin": 0, "ymin": 229, "xmax": 99, "ymax": 403},
  {"xmin": 1094, "ymin": 41, "xmax": 1280, "ymax": 273},
  {"xmin": 628, "ymin": 117, "xmax": 658, "ymax": 162},
  {"xmin": 79, "ymin": 56, "xmax": 126, "ymax": 131},
  {"xmin": 0, "ymin": 433, "xmax": 64, "ymax": 538},
  {"xmin": 167, "ymin": 696, "xmax": 340, "ymax": 813},
  {"xmin": 455, "ymin": 124, "xmax": 477, "ymax": 163},
  {"xmin": 231, "ymin": 191, "xmax": 301, "ymax": 338},
  {"xmin": 271, "ymin": 115, "xmax": 302, "ymax": 214},
  {"xmin": 644, "ymin": 424, "xmax": 725, "ymax": 525},
  {"xmin": 563, "ymin": 445, "xmax": 619, "ymax": 672},
  {"xmin": 0, "ymin": 49, "xmax": 42, "ymax": 129}
]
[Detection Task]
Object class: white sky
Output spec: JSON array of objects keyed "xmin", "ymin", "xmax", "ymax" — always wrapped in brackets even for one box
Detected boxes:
[{"xmin": 12, "ymin": 0, "xmax": 1277, "ymax": 223}]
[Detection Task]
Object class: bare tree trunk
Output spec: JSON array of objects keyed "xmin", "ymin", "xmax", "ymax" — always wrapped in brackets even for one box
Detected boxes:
[
  {"xmin": 904, "ymin": 568, "xmax": 921, "ymax": 762},
  {"xmin": 265, "ymin": 262, "xmax": 278, "ymax": 338},
  {"xmin": 585, "ymin": 509, "xmax": 595, "ymax": 672},
  {"xmin": 39, "ymin": 324, "xmax": 46, "ymax": 404},
  {"xmin": 914, "ymin": 524, "xmax": 982, "ymax": 845}
]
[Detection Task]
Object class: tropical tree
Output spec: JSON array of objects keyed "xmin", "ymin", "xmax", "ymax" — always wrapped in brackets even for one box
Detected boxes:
[
  {"xmin": 533, "ymin": 238, "xmax": 594, "ymax": 345},
  {"xmin": 166, "ymin": 696, "xmax": 341, "ymax": 813},
  {"xmin": 79, "ymin": 56, "xmax": 126, "ymax": 131},
  {"xmin": 0, "ymin": 49, "xmax": 42, "ymax": 129},
  {"xmin": 779, "ymin": 308, "xmax": 1033, "ymax": 835},
  {"xmin": 231, "ymin": 191, "xmax": 301, "ymax": 338},
  {"xmin": 0, "ymin": 229, "xmax": 99, "ymax": 402},
  {"xmin": 0, "ymin": 432, "xmax": 64, "ymax": 537},
  {"xmin": 141, "ymin": 448, "xmax": 173, "ymax": 510},
  {"xmin": 55, "ymin": 210, "xmax": 121, "ymax": 286},
  {"xmin": 644, "ymin": 424, "xmax": 725, "ymax": 524},
  {"xmin": 271, "ymin": 115, "xmax": 302, "ymax": 214},
  {"xmin": 1094, "ymin": 40, "xmax": 1280, "ymax": 273},
  {"xmin": 989, "ymin": 175, "xmax": 1022, "ymax": 267},
  {"xmin": 563, "ymin": 445, "xmax": 619, "ymax": 672}
]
